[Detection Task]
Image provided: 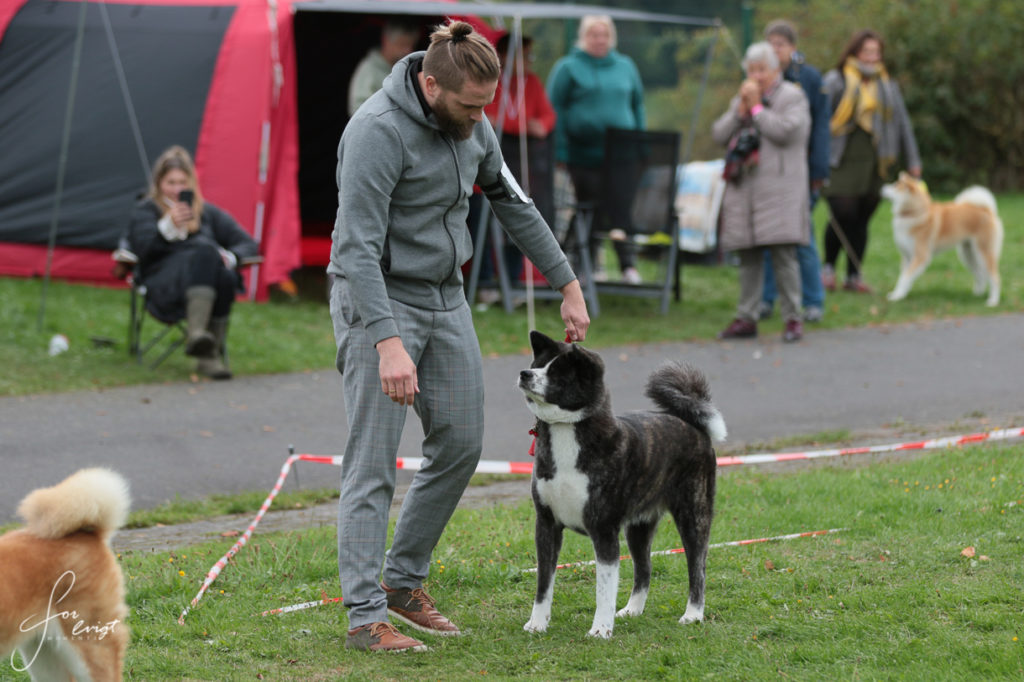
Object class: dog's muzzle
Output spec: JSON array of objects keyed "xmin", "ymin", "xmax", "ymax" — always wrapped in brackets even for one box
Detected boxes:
[{"xmin": 518, "ymin": 370, "xmax": 539, "ymax": 397}]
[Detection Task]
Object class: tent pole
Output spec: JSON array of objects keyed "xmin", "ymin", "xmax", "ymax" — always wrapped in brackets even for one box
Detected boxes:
[
  {"xmin": 37, "ymin": 0, "xmax": 89, "ymax": 331},
  {"xmin": 682, "ymin": 29, "xmax": 718, "ymax": 168},
  {"xmin": 511, "ymin": 17, "xmax": 536, "ymax": 332},
  {"xmin": 98, "ymin": 0, "xmax": 151, "ymax": 183}
]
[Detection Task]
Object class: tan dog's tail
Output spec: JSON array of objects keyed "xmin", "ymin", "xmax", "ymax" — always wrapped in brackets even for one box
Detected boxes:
[
  {"xmin": 16, "ymin": 468, "xmax": 131, "ymax": 544},
  {"xmin": 954, "ymin": 186, "xmax": 998, "ymax": 216}
]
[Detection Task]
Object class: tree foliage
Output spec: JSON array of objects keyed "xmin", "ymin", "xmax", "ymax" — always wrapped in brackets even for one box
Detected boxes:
[
  {"xmin": 744, "ymin": 0, "xmax": 1023, "ymax": 191},
  {"xmin": 518, "ymin": 0, "xmax": 1020, "ymax": 190}
]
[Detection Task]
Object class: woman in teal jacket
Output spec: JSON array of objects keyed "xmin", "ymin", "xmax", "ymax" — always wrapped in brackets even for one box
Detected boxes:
[{"xmin": 548, "ymin": 15, "xmax": 646, "ymax": 284}]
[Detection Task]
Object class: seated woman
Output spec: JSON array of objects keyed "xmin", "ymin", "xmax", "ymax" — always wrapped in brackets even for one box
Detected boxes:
[{"xmin": 127, "ymin": 145, "xmax": 258, "ymax": 379}]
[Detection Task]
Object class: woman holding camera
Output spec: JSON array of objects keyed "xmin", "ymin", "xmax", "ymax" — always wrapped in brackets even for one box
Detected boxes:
[
  {"xmin": 127, "ymin": 145, "xmax": 259, "ymax": 379},
  {"xmin": 712, "ymin": 41, "xmax": 811, "ymax": 343}
]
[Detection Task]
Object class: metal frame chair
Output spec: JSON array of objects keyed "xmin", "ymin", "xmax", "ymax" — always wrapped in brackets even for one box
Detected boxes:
[
  {"xmin": 575, "ymin": 128, "xmax": 682, "ymax": 315},
  {"xmin": 113, "ymin": 247, "xmax": 187, "ymax": 369},
  {"xmin": 112, "ymin": 247, "xmax": 262, "ymax": 369},
  {"xmin": 465, "ymin": 129, "xmax": 682, "ymax": 316}
]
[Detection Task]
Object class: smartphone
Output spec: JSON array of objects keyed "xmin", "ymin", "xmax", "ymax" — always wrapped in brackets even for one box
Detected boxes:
[{"xmin": 178, "ymin": 189, "xmax": 194, "ymax": 204}]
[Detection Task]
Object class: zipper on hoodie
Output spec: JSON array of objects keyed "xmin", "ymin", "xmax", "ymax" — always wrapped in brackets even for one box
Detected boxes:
[{"xmin": 439, "ymin": 133, "xmax": 462, "ymax": 309}]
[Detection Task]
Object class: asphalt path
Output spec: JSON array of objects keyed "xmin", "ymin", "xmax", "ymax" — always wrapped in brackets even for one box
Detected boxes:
[{"xmin": 2, "ymin": 314, "xmax": 1022, "ymax": 524}]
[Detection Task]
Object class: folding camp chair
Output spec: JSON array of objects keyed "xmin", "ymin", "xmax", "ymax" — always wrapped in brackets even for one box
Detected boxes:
[
  {"xmin": 570, "ymin": 128, "xmax": 683, "ymax": 315},
  {"xmin": 111, "ymin": 243, "xmax": 261, "ymax": 369},
  {"xmin": 112, "ymin": 244, "xmax": 187, "ymax": 369}
]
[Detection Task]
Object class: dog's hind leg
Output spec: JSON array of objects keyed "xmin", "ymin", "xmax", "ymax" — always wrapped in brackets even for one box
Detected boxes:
[
  {"xmin": 956, "ymin": 240, "xmax": 989, "ymax": 297},
  {"xmin": 83, "ymin": 624, "xmax": 129, "ymax": 682},
  {"xmin": 671, "ymin": 476, "xmax": 715, "ymax": 625},
  {"xmin": 974, "ymin": 234, "xmax": 1002, "ymax": 306},
  {"xmin": 588, "ymin": 531, "xmax": 621, "ymax": 638},
  {"xmin": 16, "ymin": 631, "xmax": 90, "ymax": 682},
  {"xmin": 616, "ymin": 519, "xmax": 658, "ymax": 618},
  {"xmin": 524, "ymin": 508, "xmax": 563, "ymax": 634}
]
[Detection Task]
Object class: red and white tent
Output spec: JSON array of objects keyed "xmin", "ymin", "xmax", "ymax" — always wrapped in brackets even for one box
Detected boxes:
[
  {"xmin": 0, "ymin": 0, "xmax": 715, "ymax": 301},
  {"xmin": 0, "ymin": 0, "xmax": 303, "ymax": 298}
]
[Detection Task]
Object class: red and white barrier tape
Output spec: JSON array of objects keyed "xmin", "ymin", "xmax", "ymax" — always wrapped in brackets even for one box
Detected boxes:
[
  {"xmin": 261, "ymin": 594, "xmax": 343, "ymax": 617},
  {"xmin": 528, "ymin": 527, "xmax": 844, "ymax": 572},
  {"xmin": 178, "ymin": 453, "xmax": 304, "ymax": 625},
  {"xmin": 261, "ymin": 527, "xmax": 843, "ymax": 617},
  {"xmin": 180, "ymin": 426, "xmax": 1023, "ymax": 623},
  {"xmin": 716, "ymin": 426, "xmax": 1024, "ymax": 467}
]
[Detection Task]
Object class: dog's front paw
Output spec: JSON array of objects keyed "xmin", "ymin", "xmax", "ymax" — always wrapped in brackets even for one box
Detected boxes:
[
  {"xmin": 886, "ymin": 290, "xmax": 905, "ymax": 302},
  {"xmin": 523, "ymin": 618, "xmax": 548, "ymax": 633},
  {"xmin": 679, "ymin": 603, "xmax": 704, "ymax": 625},
  {"xmin": 587, "ymin": 623, "xmax": 613, "ymax": 639},
  {"xmin": 616, "ymin": 590, "xmax": 648, "ymax": 618}
]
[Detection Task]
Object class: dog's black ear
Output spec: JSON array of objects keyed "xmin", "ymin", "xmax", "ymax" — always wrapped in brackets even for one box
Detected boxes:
[
  {"xmin": 570, "ymin": 344, "xmax": 605, "ymax": 384},
  {"xmin": 529, "ymin": 330, "xmax": 560, "ymax": 359}
]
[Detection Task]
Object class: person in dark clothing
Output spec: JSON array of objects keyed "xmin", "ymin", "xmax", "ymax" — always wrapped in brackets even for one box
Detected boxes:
[
  {"xmin": 821, "ymin": 29, "xmax": 921, "ymax": 293},
  {"xmin": 548, "ymin": 15, "xmax": 646, "ymax": 284},
  {"xmin": 127, "ymin": 145, "xmax": 258, "ymax": 379},
  {"xmin": 759, "ymin": 19, "xmax": 829, "ymax": 323},
  {"xmin": 485, "ymin": 32, "xmax": 558, "ymax": 286}
]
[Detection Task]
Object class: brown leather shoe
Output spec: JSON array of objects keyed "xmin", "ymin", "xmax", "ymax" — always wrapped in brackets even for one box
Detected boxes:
[
  {"xmin": 345, "ymin": 621, "xmax": 427, "ymax": 652},
  {"xmin": 382, "ymin": 583, "xmax": 461, "ymax": 636},
  {"xmin": 717, "ymin": 318, "xmax": 757, "ymax": 340}
]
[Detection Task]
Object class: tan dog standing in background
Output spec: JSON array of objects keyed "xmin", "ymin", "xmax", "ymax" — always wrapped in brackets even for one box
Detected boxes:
[
  {"xmin": 0, "ymin": 468, "xmax": 130, "ymax": 681},
  {"xmin": 881, "ymin": 172, "xmax": 1004, "ymax": 306}
]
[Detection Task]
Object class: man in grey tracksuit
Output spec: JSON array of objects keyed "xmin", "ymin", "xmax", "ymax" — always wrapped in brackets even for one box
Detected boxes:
[{"xmin": 328, "ymin": 22, "xmax": 590, "ymax": 653}]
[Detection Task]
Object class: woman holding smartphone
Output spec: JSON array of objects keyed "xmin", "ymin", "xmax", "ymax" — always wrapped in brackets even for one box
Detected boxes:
[{"xmin": 127, "ymin": 145, "xmax": 259, "ymax": 379}]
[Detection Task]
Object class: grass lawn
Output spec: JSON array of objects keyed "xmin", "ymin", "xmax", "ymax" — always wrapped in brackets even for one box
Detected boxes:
[
  {"xmin": 1, "ymin": 193, "xmax": 1021, "ymax": 396},
  {"xmin": 3, "ymin": 442, "xmax": 1020, "ymax": 680},
  {"xmin": 2, "ymin": 192, "xmax": 1022, "ymax": 678}
]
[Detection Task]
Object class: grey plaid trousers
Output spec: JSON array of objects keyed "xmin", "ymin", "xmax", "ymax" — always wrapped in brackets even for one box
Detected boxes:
[{"xmin": 330, "ymin": 278, "xmax": 484, "ymax": 628}]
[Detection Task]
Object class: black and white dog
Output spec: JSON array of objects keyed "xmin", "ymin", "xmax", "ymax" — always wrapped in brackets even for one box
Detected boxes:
[{"xmin": 518, "ymin": 331, "xmax": 726, "ymax": 638}]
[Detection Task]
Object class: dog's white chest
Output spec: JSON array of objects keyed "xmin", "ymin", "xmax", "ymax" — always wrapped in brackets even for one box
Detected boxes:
[{"xmin": 535, "ymin": 425, "xmax": 589, "ymax": 532}]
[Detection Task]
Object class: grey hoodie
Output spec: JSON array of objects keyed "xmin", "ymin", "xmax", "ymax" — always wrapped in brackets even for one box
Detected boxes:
[{"xmin": 329, "ymin": 52, "xmax": 576, "ymax": 346}]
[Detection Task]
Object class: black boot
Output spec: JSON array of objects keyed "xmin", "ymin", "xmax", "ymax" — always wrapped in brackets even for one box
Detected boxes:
[
  {"xmin": 184, "ymin": 286, "xmax": 216, "ymax": 357},
  {"xmin": 196, "ymin": 316, "xmax": 232, "ymax": 380}
]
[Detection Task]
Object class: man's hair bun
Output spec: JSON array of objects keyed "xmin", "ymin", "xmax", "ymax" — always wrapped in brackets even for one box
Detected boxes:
[{"xmin": 449, "ymin": 20, "xmax": 473, "ymax": 43}]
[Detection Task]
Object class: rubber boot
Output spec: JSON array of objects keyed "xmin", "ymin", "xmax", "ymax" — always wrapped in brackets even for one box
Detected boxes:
[
  {"xmin": 196, "ymin": 316, "xmax": 232, "ymax": 380},
  {"xmin": 184, "ymin": 286, "xmax": 217, "ymax": 357}
]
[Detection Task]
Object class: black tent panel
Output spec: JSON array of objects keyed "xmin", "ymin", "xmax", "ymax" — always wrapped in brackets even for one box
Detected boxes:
[{"xmin": 0, "ymin": 0, "xmax": 234, "ymax": 248}]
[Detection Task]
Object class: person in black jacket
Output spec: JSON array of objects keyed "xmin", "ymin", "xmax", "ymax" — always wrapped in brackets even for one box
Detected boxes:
[{"xmin": 127, "ymin": 145, "xmax": 258, "ymax": 379}]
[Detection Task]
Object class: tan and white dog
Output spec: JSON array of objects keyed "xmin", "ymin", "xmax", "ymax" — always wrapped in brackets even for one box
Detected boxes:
[
  {"xmin": 881, "ymin": 172, "xmax": 1004, "ymax": 306},
  {"xmin": 0, "ymin": 469, "xmax": 130, "ymax": 681}
]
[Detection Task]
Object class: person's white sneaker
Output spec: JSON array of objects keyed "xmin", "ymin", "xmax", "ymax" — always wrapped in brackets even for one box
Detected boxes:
[
  {"xmin": 477, "ymin": 288, "xmax": 501, "ymax": 305},
  {"xmin": 622, "ymin": 267, "xmax": 642, "ymax": 285}
]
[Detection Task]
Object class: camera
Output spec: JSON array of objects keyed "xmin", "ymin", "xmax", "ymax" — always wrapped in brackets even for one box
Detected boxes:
[
  {"xmin": 722, "ymin": 128, "xmax": 760, "ymax": 182},
  {"xmin": 178, "ymin": 189, "xmax": 194, "ymax": 204},
  {"xmin": 730, "ymin": 128, "xmax": 759, "ymax": 159}
]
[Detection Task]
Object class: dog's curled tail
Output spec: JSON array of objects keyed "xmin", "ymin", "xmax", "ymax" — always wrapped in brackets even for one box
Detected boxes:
[
  {"xmin": 954, "ymin": 186, "xmax": 998, "ymax": 215},
  {"xmin": 955, "ymin": 186, "xmax": 1004, "ymax": 245},
  {"xmin": 17, "ymin": 468, "xmax": 131, "ymax": 544},
  {"xmin": 646, "ymin": 362, "xmax": 727, "ymax": 443}
]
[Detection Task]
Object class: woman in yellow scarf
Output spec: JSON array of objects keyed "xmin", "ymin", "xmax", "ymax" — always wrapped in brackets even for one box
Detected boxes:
[{"xmin": 821, "ymin": 30, "xmax": 921, "ymax": 293}]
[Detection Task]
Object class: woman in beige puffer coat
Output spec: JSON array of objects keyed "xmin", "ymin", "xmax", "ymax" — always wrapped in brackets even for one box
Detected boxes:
[{"xmin": 712, "ymin": 41, "xmax": 810, "ymax": 342}]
